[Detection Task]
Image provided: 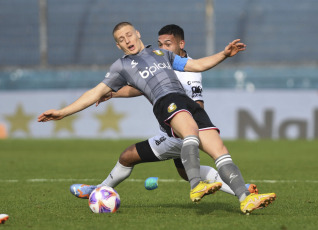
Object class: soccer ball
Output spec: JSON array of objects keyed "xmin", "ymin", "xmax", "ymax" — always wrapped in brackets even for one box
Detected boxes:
[{"xmin": 88, "ymin": 186, "xmax": 120, "ymax": 213}]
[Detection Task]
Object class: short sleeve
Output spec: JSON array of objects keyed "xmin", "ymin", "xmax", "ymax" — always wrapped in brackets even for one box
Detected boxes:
[{"xmin": 102, "ymin": 59, "xmax": 127, "ymax": 91}]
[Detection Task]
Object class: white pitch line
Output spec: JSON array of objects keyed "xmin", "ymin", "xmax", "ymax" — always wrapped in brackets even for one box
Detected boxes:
[
  {"xmin": 0, "ymin": 179, "xmax": 318, "ymax": 183},
  {"xmin": 0, "ymin": 179, "xmax": 19, "ymax": 183}
]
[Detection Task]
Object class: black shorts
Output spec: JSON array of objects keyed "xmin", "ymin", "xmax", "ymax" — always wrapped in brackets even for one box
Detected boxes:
[
  {"xmin": 135, "ymin": 139, "xmax": 160, "ymax": 162},
  {"xmin": 153, "ymin": 93, "xmax": 218, "ymax": 137}
]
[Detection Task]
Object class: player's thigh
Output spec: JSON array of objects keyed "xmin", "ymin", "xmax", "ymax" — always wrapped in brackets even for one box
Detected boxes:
[
  {"xmin": 170, "ymin": 111, "xmax": 199, "ymax": 138},
  {"xmin": 119, "ymin": 144, "xmax": 142, "ymax": 166},
  {"xmin": 199, "ymin": 129, "xmax": 228, "ymax": 160}
]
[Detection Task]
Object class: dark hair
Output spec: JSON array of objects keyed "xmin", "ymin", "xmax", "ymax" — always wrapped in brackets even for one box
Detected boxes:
[
  {"xmin": 158, "ymin": 24, "xmax": 184, "ymax": 40},
  {"xmin": 113, "ymin": 22, "xmax": 133, "ymax": 35}
]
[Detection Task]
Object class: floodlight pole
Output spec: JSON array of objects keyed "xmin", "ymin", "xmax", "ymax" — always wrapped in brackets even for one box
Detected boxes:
[
  {"xmin": 39, "ymin": 0, "xmax": 48, "ymax": 67},
  {"xmin": 205, "ymin": 0, "xmax": 215, "ymax": 55}
]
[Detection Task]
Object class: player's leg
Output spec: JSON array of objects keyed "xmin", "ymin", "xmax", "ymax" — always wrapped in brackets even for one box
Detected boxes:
[
  {"xmin": 169, "ymin": 111, "xmax": 201, "ymax": 189},
  {"xmin": 170, "ymin": 111, "xmax": 222, "ymax": 202},
  {"xmin": 174, "ymin": 159, "xmax": 257, "ymax": 195},
  {"xmin": 70, "ymin": 138, "xmax": 163, "ymax": 199},
  {"xmin": 97, "ymin": 144, "xmax": 141, "ymax": 187},
  {"xmin": 199, "ymin": 129, "xmax": 275, "ymax": 214},
  {"xmin": 173, "ymin": 159, "xmax": 188, "ymax": 181},
  {"xmin": 70, "ymin": 144, "xmax": 140, "ymax": 198},
  {"xmin": 154, "ymin": 94, "xmax": 203, "ymax": 191},
  {"xmin": 148, "ymin": 132, "xmax": 240, "ymax": 195},
  {"xmin": 99, "ymin": 137, "xmax": 167, "ymax": 188},
  {"xmin": 198, "ymin": 129, "xmax": 250, "ymax": 198}
]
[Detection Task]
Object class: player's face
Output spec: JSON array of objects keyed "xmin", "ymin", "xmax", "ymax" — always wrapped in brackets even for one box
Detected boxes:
[
  {"xmin": 114, "ymin": 25, "xmax": 144, "ymax": 55},
  {"xmin": 158, "ymin": 34, "xmax": 185, "ymax": 56}
]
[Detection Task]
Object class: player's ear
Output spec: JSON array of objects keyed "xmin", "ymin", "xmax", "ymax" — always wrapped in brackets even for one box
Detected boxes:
[
  {"xmin": 116, "ymin": 42, "xmax": 122, "ymax": 50},
  {"xmin": 179, "ymin": 40, "xmax": 185, "ymax": 50},
  {"xmin": 136, "ymin": 30, "xmax": 141, "ymax": 39}
]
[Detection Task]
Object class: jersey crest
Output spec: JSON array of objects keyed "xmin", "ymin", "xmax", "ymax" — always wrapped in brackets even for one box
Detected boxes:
[
  {"xmin": 167, "ymin": 103, "xmax": 177, "ymax": 113},
  {"xmin": 153, "ymin": 50, "xmax": 164, "ymax": 56}
]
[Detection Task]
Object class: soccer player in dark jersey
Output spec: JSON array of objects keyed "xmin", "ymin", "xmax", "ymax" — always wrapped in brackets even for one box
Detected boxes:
[{"xmin": 38, "ymin": 22, "xmax": 275, "ymax": 214}]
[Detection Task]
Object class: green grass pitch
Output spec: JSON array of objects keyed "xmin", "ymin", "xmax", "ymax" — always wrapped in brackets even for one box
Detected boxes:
[{"xmin": 0, "ymin": 139, "xmax": 317, "ymax": 229}]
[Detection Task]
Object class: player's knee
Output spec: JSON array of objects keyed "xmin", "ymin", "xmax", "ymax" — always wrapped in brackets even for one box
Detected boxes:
[{"xmin": 119, "ymin": 144, "xmax": 141, "ymax": 167}]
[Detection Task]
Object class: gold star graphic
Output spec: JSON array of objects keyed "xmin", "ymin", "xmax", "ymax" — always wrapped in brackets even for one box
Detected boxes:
[
  {"xmin": 53, "ymin": 102, "xmax": 79, "ymax": 135},
  {"xmin": 95, "ymin": 103, "xmax": 126, "ymax": 133},
  {"xmin": 4, "ymin": 104, "xmax": 34, "ymax": 136}
]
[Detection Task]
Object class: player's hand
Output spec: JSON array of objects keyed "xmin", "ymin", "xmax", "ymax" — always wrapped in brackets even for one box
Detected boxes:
[
  {"xmin": 96, "ymin": 92, "xmax": 112, "ymax": 107},
  {"xmin": 37, "ymin": 109, "xmax": 65, "ymax": 122},
  {"xmin": 224, "ymin": 39, "xmax": 246, "ymax": 57}
]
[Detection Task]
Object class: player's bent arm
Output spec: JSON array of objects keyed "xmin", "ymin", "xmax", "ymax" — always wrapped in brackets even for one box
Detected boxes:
[{"xmin": 38, "ymin": 83, "xmax": 111, "ymax": 122}]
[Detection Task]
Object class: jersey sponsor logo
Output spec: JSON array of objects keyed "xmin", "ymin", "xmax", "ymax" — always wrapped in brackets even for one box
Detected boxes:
[
  {"xmin": 131, "ymin": 60, "xmax": 138, "ymax": 68},
  {"xmin": 154, "ymin": 136, "xmax": 166, "ymax": 146},
  {"xmin": 105, "ymin": 72, "xmax": 110, "ymax": 78},
  {"xmin": 191, "ymin": 85, "xmax": 202, "ymax": 98},
  {"xmin": 153, "ymin": 50, "xmax": 164, "ymax": 56},
  {"xmin": 167, "ymin": 103, "xmax": 177, "ymax": 113},
  {"xmin": 138, "ymin": 62, "xmax": 172, "ymax": 79},
  {"xmin": 188, "ymin": 80, "xmax": 201, "ymax": 85}
]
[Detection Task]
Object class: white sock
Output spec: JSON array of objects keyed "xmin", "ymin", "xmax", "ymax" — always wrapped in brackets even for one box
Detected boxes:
[
  {"xmin": 98, "ymin": 161, "xmax": 133, "ymax": 188},
  {"xmin": 200, "ymin": 165, "xmax": 235, "ymax": 196}
]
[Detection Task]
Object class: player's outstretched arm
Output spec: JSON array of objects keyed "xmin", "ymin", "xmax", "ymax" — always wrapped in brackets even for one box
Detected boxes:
[
  {"xmin": 38, "ymin": 83, "xmax": 111, "ymax": 122},
  {"xmin": 184, "ymin": 39, "xmax": 246, "ymax": 72},
  {"xmin": 96, "ymin": 85, "xmax": 142, "ymax": 106}
]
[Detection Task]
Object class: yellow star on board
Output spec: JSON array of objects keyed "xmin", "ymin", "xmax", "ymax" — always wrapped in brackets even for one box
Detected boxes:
[
  {"xmin": 4, "ymin": 104, "xmax": 35, "ymax": 136},
  {"xmin": 53, "ymin": 102, "xmax": 79, "ymax": 135},
  {"xmin": 95, "ymin": 103, "xmax": 126, "ymax": 133}
]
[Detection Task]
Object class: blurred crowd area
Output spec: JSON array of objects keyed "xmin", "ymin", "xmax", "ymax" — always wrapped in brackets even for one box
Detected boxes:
[{"xmin": 1, "ymin": 0, "xmax": 318, "ymax": 90}]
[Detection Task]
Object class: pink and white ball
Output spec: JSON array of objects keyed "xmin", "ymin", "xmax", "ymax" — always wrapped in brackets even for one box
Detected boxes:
[{"xmin": 88, "ymin": 186, "xmax": 120, "ymax": 213}]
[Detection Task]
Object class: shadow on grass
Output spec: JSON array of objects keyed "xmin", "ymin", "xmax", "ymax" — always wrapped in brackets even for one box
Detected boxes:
[{"xmin": 123, "ymin": 201, "xmax": 240, "ymax": 215}]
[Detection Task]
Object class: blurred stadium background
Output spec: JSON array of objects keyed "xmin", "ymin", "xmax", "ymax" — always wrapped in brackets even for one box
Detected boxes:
[{"xmin": 0, "ymin": 0, "xmax": 318, "ymax": 139}]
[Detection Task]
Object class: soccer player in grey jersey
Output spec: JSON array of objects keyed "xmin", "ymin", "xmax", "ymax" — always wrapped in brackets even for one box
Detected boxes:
[
  {"xmin": 74, "ymin": 24, "xmax": 257, "ymax": 197},
  {"xmin": 38, "ymin": 22, "xmax": 275, "ymax": 214},
  {"xmin": 69, "ymin": 24, "xmax": 258, "ymax": 198}
]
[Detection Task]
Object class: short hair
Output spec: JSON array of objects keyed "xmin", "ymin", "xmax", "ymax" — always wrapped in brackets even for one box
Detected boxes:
[
  {"xmin": 158, "ymin": 24, "xmax": 184, "ymax": 40},
  {"xmin": 113, "ymin": 22, "xmax": 134, "ymax": 35}
]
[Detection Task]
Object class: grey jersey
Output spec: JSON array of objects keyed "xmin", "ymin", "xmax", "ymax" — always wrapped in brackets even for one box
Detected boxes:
[{"xmin": 102, "ymin": 45, "xmax": 186, "ymax": 105}]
